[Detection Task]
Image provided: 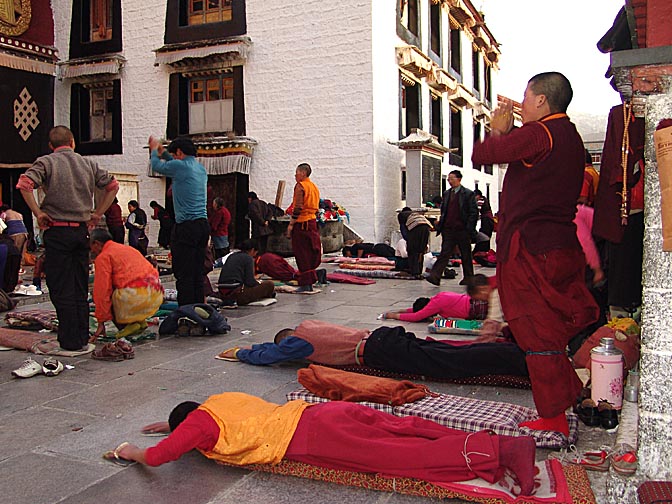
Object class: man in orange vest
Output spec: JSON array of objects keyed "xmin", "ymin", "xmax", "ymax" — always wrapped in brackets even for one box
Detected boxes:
[{"xmin": 286, "ymin": 163, "xmax": 321, "ymax": 292}]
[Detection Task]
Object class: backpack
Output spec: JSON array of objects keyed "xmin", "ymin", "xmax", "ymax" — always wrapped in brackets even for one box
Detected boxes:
[
  {"xmin": 0, "ymin": 288, "xmax": 16, "ymax": 312},
  {"xmin": 159, "ymin": 303, "xmax": 231, "ymax": 336}
]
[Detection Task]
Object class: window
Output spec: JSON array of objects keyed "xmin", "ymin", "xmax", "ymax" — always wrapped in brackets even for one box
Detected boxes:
[
  {"xmin": 401, "ymin": 169, "xmax": 407, "ymax": 200},
  {"xmin": 449, "ymin": 106, "xmax": 462, "ymax": 167},
  {"xmin": 399, "ymin": 0, "xmax": 419, "ymax": 37},
  {"xmin": 400, "ymin": 80, "xmax": 420, "ymax": 137},
  {"xmin": 430, "ymin": 93, "xmax": 442, "ymax": 144},
  {"xmin": 472, "ymin": 48, "xmax": 480, "ymax": 94},
  {"xmin": 189, "ymin": 0, "xmax": 232, "ymax": 25},
  {"xmin": 429, "ymin": 2, "xmax": 441, "ymax": 58},
  {"xmin": 69, "ymin": 0, "xmax": 122, "ymax": 58},
  {"xmin": 167, "ymin": 67, "xmax": 245, "ymax": 139},
  {"xmin": 189, "ymin": 74, "xmax": 235, "ymax": 134},
  {"xmin": 164, "ymin": 0, "xmax": 246, "ymax": 44},
  {"xmin": 486, "ymin": 183, "xmax": 490, "ymax": 200},
  {"xmin": 70, "ymin": 80, "xmax": 122, "ymax": 155},
  {"xmin": 91, "ymin": 0, "xmax": 113, "ymax": 41},
  {"xmin": 450, "ymin": 27, "xmax": 461, "ymax": 76},
  {"xmin": 484, "ymin": 65, "xmax": 493, "ymax": 105},
  {"xmin": 473, "ymin": 122, "xmax": 482, "ymax": 171}
]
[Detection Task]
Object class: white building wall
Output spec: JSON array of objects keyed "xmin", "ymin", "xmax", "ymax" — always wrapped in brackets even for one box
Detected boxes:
[
  {"xmin": 52, "ymin": 0, "xmax": 168, "ymax": 244},
  {"xmin": 245, "ymin": 0, "xmax": 377, "ymax": 239},
  {"xmin": 372, "ymin": 0, "xmax": 406, "ymax": 241}
]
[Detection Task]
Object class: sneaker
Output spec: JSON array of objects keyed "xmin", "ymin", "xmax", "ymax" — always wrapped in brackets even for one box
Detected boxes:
[
  {"xmin": 611, "ymin": 443, "xmax": 638, "ymax": 475},
  {"xmin": 42, "ymin": 357, "xmax": 64, "ymax": 376},
  {"xmin": 11, "ymin": 358, "xmax": 43, "ymax": 378}
]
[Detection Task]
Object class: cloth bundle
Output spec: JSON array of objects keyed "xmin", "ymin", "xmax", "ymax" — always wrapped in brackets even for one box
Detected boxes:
[
  {"xmin": 297, "ymin": 364, "xmax": 432, "ymax": 406},
  {"xmin": 158, "ymin": 303, "xmax": 231, "ymax": 335}
]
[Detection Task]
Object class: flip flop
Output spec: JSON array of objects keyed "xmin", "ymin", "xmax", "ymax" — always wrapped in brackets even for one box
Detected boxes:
[
  {"xmin": 215, "ymin": 347, "xmax": 240, "ymax": 361},
  {"xmin": 102, "ymin": 442, "xmax": 136, "ymax": 467}
]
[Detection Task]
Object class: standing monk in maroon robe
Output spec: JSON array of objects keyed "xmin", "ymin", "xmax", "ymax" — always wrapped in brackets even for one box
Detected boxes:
[{"xmin": 472, "ymin": 72, "xmax": 599, "ymax": 436}]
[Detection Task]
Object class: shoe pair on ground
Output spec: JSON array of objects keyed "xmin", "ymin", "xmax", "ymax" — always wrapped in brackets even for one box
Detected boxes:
[
  {"xmin": 12, "ymin": 357, "xmax": 64, "ymax": 378},
  {"xmin": 549, "ymin": 443, "xmax": 638, "ymax": 475},
  {"xmin": 91, "ymin": 340, "xmax": 135, "ymax": 361},
  {"xmin": 575, "ymin": 398, "xmax": 619, "ymax": 429}
]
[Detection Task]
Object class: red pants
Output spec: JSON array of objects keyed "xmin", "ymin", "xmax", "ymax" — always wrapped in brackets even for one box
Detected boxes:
[
  {"xmin": 285, "ymin": 402, "xmax": 501, "ymax": 484},
  {"xmin": 257, "ymin": 252, "xmax": 315, "ymax": 286},
  {"xmin": 498, "ymin": 232, "xmax": 599, "ymax": 418},
  {"xmin": 291, "ymin": 220, "xmax": 321, "ymax": 281}
]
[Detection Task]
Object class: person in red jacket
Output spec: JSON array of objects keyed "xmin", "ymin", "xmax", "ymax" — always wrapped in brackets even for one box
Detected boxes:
[
  {"xmin": 104, "ymin": 198, "xmax": 125, "ymax": 244},
  {"xmin": 208, "ymin": 197, "xmax": 231, "ymax": 258},
  {"xmin": 472, "ymin": 72, "xmax": 599, "ymax": 436}
]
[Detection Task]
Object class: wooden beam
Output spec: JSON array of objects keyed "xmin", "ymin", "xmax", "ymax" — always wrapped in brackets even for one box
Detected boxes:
[{"xmin": 275, "ymin": 180, "xmax": 286, "ymax": 207}]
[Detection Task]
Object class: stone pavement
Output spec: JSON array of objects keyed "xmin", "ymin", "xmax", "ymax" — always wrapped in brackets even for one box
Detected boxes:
[{"xmin": 0, "ymin": 261, "xmax": 618, "ymax": 504}]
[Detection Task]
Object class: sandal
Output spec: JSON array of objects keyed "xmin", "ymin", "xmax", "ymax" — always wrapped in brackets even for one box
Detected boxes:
[
  {"xmin": 611, "ymin": 443, "xmax": 638, "ymax": 475},
  {"xmin": 549, "ymin": 445, "xmax": 611, "ymax": 472},
  {"xmin": 102, "ymin": 442, "xmax": 137, "ymax": 467},
  {"xmin": 114, "ymin": 340, "xmax": 135, "ymax": 360},
  {"xmin": 92, "ymin": 342, "xmax": 125, "ymax": 362}
]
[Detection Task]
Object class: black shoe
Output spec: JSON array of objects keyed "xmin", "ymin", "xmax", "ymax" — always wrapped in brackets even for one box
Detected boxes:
[
  {"xmin": 425, "ymin": 276, "xmax": 440, "ymax": 286},
  {"xmin": 296, "ymin": 285, "xmax": 314, "ymax": 293},
  {"xmin": 443, "ymin": 268, "xmax": 457, "ymax": 279},
  {"xmin": 574, "ymin": 399, "xmax": 601, "ymax": 427},
  {"xmin": 459, "ymin": 276, "xmax": 473, "ymax": 286},
  {"xmin": 316, "ymin": 268, "xmax": 327, "ymax": 285}
]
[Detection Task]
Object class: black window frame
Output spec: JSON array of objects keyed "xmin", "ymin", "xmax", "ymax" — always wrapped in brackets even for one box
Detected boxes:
[
  {"xmin": 472, "ymin": 47, "xmax": 481, "ymax": 96},
  {"xmin": 400, "ymin": 79, "xmax": 421, "ymax": 138},
  {"xmin": 484, "ymin": 64, "xmax": 493, "ymax": 107},
  {"xmin": 69, "ymin": 0, "xmax": 122, "ymax": 59},
  {"xmin": 167, "ymin": 66, "xmax": 246, "ymax": 139},
  {"xmin": 396, "ymin": 0, "xmax": 421, "ymax": 47},
  {"xmin": 472, "ymin": 121, "xmax": 482, "ymax": 171},
  {"xmin": 449, "ymin": 26, "xmax": 461, "ymax": 78},
  {"xmin": 449, "ymin": 106, "xmax": 463, "ymax": 167},
  {"xmin": 70, "ymin": 79, "xmax": 122, "ymax": 155},
  {"xmin": 164, "ymin": 0, "xmax": 246, "ymax": 45},
  {"xmin": 429, "ymin": 1, "xmax": 441, "ymax": 63},
  {"xmin": 430, "ymin": 93, "xmax": 442, "ymax": 144}
]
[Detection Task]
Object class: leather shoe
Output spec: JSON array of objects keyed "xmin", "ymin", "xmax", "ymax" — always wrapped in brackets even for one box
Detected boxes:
[
  {"xmin": 598, "ymin": 400, "xmax": 619, "ymax": 429},
  {"xmin": 425, "ymin": 276, "xmax": 440, "ymax": 286},
  {"xmin": 574, "ymin": 398, "xmax": 601, "ymax": 427}
]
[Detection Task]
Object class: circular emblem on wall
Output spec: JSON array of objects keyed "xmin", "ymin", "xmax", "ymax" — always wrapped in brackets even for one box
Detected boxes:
[{"xmin": 0, "ymin": 0, "xmax": 32, "ymax": 37}]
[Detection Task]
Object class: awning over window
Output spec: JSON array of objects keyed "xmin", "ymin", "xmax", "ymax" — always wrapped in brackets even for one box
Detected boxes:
[
  {"xmin": 472, "ymin": 101, "xmax": 491, "ymax": 120},
  {"xmin": 57, "ymin": 54, "xmax": 126, "ymax": 79},
  {"xmin": 396, "ymin": 45, "xmax": 433, "ymax": 78},
  {"xmin": 427, "ymin": 66, "xmax": 457, "ymax": 94},
  {"xmin": 0, "ymin": 37, "xmax": 58, "ymax": 75},
  {"xmin": 148, "ymin": 136, "xmax": 258, "ymax": 177},
  {"xmin": 445, "ymin": 0, "xmax": 476, "ymax": 28},
  {"xmin": 449, "ymin": 84, "xmax": 478, "ymax": 109},
  {"xmin": 154, "ymin": 37, "xmax": 252, "ymax": 67}
]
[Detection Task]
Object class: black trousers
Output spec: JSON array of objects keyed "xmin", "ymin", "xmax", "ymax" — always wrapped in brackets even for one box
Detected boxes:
[
  {"xmin": 43, "ymin": 226, "xmax": 90, "ymax": 350},
  {"xmin": 429, "ymin": 229, "xmax": 473, "ymax": 281},
  {"xmin": 406, "ymin": 225, "xmax": 430, "ymax": 276},
  {"xmin": 607, "ymin": 211, "xmax": 643, "ymax": 310},
  {"xmin": 171, "ymin": 219, "xmax": 210, "ymax": 306},
  {"xmin": 108, "ymin": 225, "xmax": 125, "ymax": 244},
  {"xmin": 363, "ymin": 326, "xmax": 528, "ymax": 379}
]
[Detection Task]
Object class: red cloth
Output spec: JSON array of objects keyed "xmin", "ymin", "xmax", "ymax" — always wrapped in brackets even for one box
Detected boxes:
[
  {"xmin": 325, "ymin": 272, "xmax": 375, "ymax": 285},
  {"xmin": 256, "ymin": 252, "xmax": 316, "ymax": 286},
  {"xmin": 593, "ymin": 104, "xmax": 646, "ymax": 243},
  {"xmin": 473, "ymin": 114, "xmax": 584, "ymax": 263},
  {"xmin": 285, "ymin": 402, "xmax": 502, "ymax": 485},
  {"xmin": 291, "ymin": 220, "xmax": 321, "ymax": 277},
  {"xmin": 498, "ymin": 231, "xmax": 599, "ymax": 418},
  {"xmin": 297, "ymin": 364, "xmax": 430, "ymax": 406},
  {"xmin": 208, "ymin": 206, "xmax": 231, "ymax": 237}
]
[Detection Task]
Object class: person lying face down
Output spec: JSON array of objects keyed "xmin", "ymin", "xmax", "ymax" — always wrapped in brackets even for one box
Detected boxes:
[
  {"xmin": 382, "ymin": 274, "xmax": 493, "ymax": 322},
  {"xmin": 112, "ymin": 391, "xmax": 538, "ymax": 496},
  {"xmin": 217, "ymin": 319, "xmax": 528, "ymax": 379}
]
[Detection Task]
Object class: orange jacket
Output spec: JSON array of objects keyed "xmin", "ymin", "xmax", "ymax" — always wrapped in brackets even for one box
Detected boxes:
[{"xmin": 93, "ymin": 241, "xmax": 160, "ymax": 322}]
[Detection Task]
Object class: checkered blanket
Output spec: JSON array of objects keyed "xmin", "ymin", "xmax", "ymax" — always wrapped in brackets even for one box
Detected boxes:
[
  {"xmin": 5, "ymin": 309, "xmax": 58, "ymax": 331},
  {"xmin": 337, "ymin": 269, "xmax": 414, "ymax": 279},
  {"xmin": 287, "ymin": 388, "xmax": 578, "ymax": 449}
]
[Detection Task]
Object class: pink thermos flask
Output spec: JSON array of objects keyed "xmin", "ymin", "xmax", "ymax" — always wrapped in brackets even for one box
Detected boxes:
[{"xmin": 590, "ymin": 337, "xmax": 624, "ymax": 410}]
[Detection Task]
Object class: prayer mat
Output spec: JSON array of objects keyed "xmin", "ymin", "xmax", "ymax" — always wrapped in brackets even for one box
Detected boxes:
[
  {"xmin": 331, "ymin": 257, "xmax": 396, "ymax": 265},
  {"xmin": 0, "ymin": 328, "xmax": 95, "ymax": 356},
  {"xmin": 321, "ymin": 363, "xmax": 532, "ymax": 390},
  {"xmin": 325, "ymin": 272, "xmax": 376, "ymax": 285},
  {"xmin": 274, "ymin": 285, "xmax": 321, "ymax": 295},
  {"xmin": 338, "ymin": 263, "xmax": 395, "ymax": 271},
  {"xmin": 218, "ymin": 459, "xmax": 594, "ymax": 504},
  {"xmin": 5, "ymin": 309, "xmax": 58, "ymax": 331},
  {"xmin": 247, "ymin": 298, "xmax": 279, "ymax": 306},
  {"xmin": 428, "ymin": 317, "xmax": 483, "ymax": 335},
  {"xmin": 337, "ymin": 269, "xmax": 415, "ymax": 279},
  {"xmin": 287, "ymin": 388, "xmax": 578, "ymax": 449}
]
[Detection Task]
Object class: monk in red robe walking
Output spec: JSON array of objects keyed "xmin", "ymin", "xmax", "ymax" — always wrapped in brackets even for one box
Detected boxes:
[{"xmin": 472, "ymin": 72, "xmax": 599, "ymax": 436}]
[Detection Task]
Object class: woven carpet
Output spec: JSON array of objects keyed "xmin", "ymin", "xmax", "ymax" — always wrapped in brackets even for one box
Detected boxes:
[{"xmin": 219, "ymin": 459, "xmax": 595, "ymax": 504}]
